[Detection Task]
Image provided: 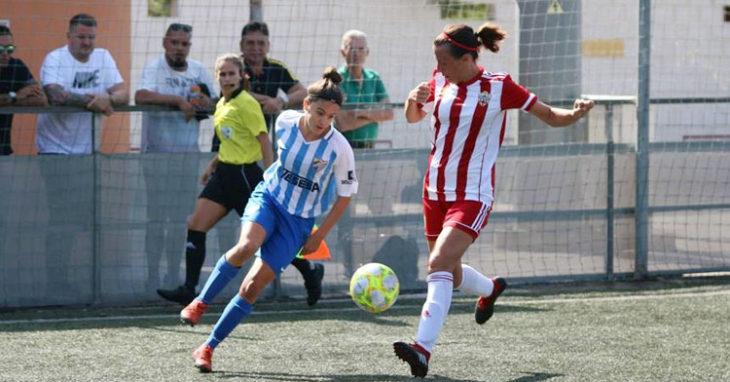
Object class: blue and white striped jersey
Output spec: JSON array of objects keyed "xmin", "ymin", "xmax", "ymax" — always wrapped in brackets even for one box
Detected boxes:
[{"xmin": 263, "ymin": 110, "xmax": 358, "ymax": 218}]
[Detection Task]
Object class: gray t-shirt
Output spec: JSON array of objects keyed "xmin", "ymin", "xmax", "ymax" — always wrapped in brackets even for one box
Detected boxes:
[{"xmin": 137, "ymin": 55, "xmax": 214, "ymax": 153}]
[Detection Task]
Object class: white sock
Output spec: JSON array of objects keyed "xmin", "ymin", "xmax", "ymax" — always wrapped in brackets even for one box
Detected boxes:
[
  {"xmin": 415, "ymin": 271, "xmax": 453, "ymax": 354},
  {"xmin": 456, "ymin": 264, "xmax": 494, "ymax": 297}
]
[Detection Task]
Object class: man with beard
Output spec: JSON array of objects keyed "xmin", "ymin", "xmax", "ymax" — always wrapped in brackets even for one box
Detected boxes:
[{"xmin": 135, "ymin": 23, "xmax": 215, "ymax": 293}]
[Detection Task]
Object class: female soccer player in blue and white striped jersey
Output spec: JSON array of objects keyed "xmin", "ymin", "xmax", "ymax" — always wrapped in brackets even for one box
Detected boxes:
[{"xmin": 179, "ymin": 67, "xmax": 358, "ymax": 373}]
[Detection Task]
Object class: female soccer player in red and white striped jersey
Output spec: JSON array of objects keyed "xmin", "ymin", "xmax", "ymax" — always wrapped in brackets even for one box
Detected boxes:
[{"xmin": 393, "ymin": 22, "xmax": 594, "ymax": 378}]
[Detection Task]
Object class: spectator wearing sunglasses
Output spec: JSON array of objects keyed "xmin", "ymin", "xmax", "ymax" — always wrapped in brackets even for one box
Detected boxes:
[
  {"xmin": 135, "ymin": 23, "xmax": 216, "ymax": 295},
  {"xmin": 0, "ymin": 25, "xmax": 48, "ymax": 155}
]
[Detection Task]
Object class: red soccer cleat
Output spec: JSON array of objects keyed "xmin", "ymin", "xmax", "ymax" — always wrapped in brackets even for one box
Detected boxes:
[
  {"xmin": 475, "ymin": 276, "xmax": 508, "ymax": 325},
  {"xmin": 393, "ymin": 341, "xmax": 430, "ymax": 378},
  {"xmin": 180, "ymin": 299, "xmax": 208, "ymax": 326},
  {"xmin": 192, "ymin": 344, "xmax": 213, "ymax": 373}
]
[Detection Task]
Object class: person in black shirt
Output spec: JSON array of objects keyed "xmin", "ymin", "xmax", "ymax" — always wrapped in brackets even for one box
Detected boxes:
[
  {"xmin": 213, "ymin": 21, "xmax": 324, "ymax": 306},
  {"xmin": 0, "ymin": 25, "xmax": 48, "ymax": 155}
]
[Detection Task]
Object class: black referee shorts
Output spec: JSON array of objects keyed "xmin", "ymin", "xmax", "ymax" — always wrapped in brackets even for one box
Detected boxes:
[{"xmin": 199, "ymin": 161, "xmax": 264, "ymax": 216}]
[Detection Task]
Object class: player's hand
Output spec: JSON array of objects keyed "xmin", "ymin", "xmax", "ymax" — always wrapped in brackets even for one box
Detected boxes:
[
  {"xmin": 408, "ymin": 82, "xmax": 430, "ymax": 104},
  {"xmin": 16, "ymin": 84, "xmax": 43, "ymax": 100},
  {"xmin": 177, "ymin": 98, "xmax": 196, "ymax": 121},
  {"xmin": 301, "ymin": 232, "xmax": 325, "ymax": 255},
  {"xmin": 86, "ymin": 93, "xmax": 114, "ymax": 116},
  {"xmin": 192, "ymin": 93, "xmax": 214, "ymax": 109},
  {"xmin": 199, "ymin": 167, "xmax": 214, "ymax": 185},
  {"xmin": 260, "ymin": 96, "xmax": 282, "ymax": 114},
  {"xmin": 572, "ymin": 99, "xmax": 595, "ymax": 118}
]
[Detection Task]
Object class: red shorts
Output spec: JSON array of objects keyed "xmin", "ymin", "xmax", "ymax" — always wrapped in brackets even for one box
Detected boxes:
[{"xmin": 423, "ymin": 198, "xmax": 492, "ymax": 241}]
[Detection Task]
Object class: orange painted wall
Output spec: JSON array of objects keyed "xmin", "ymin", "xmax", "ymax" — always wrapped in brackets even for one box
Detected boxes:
[{"xmin": 2, "ymin": 0, "xmax": 131, "ymax": 154}]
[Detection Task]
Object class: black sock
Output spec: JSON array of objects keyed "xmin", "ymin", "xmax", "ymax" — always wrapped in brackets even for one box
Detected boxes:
[
  {"xmin": 184, "ymin": 230, "xmax": 206, "ymax": 290},
  {"xmin": 290, "ymin": 257, "xmax": 312, "ymax": 276}
]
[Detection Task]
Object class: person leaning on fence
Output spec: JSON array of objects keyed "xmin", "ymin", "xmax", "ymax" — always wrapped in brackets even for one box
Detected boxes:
[
  {"xmin": 334, "ymin": 29, "xmax": 393, "ymax": 149},
  {"xmin": 180, "ymin": 67, "xmax": 357, "ymax": 373},
  {"xmin": 0, "ymin": 25, "xmax": 48, "ymax": 155},
  {"xmin": 213, "ymin": 20, "xmax": 326, "ymax": 305},
  {"xmin": 37, "ymin": 13, "xmax": 129, "ymax": 154},
  {"xmin": 134, "ymin": 22, "xmax": 215, "ymax": 295},
  {"xmin": 34, "ymin": 13, "xmax": 129, "ymax": 295},
  {"xmin": 392, "ymin": 23, "xmax": 594, "ymax": 378},
  {"xmin": 155, "ymin": 53, "xmax": 274, "ymax": 306}
]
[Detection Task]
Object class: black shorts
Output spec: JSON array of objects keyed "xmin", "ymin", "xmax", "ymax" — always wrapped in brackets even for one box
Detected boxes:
[{"xmin": 199, "ymin": 161, "xmax": 264, "ymax": 216}]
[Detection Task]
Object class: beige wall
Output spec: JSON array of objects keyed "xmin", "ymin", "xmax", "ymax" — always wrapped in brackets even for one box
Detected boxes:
[{"xmin": 2, "ymin": 0, "xmax": 131, "ymax": 154}]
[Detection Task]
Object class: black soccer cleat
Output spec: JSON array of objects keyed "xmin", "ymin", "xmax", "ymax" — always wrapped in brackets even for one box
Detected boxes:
[
  {"xmin": 475, "ymin": 277, "xmax": 508, "ymax": 325},
  {"xmin": 393, "ymin": 341, "xmax": 430, "ymax": 378},
  {"xmin": 304, "ymin": 263, "xmax": 324, "ymax": 306},
  {"xmin": 157, "ymin": 285, "xmax": 196, "ymax": 306}
]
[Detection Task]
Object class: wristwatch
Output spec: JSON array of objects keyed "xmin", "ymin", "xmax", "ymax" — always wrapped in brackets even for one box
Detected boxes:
[{"xmin": 8, "ymin": 91, "xmax": 17, "ymax": 104}]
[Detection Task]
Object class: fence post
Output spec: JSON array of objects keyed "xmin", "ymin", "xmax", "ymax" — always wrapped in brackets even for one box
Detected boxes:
[
  {"xmin": 635, "ymin": 0, "xmax": 651, "ymax": 279},
  {"xmin": 250, "ymin": 0, "xmax": 263, "ymax": 22},
  {"xmin": 92, "ymin": 111, "xmax": 101, "ymax": 303},
  {"xmin": 605, "ymin": 103, "xmax": 615, "ymax": 279}
]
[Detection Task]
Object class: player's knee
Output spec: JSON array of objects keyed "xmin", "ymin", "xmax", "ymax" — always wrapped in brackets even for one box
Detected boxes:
[
  {"xmin": 226, "ymin": 242, "xmax": 257, "ymax": 265},
  {"xmin": 427, "ymin": 255, "xmax": 454, "ymax": 273},
  {"xmin": 239, "ymin": 279, "xmax": 262, "ymax": 303}
]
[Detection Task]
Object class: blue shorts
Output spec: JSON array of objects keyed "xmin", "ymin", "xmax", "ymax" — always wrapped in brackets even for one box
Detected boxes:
[{"xmin": 242, "ymin": 183, "xmax": 315, "ymax": 275}]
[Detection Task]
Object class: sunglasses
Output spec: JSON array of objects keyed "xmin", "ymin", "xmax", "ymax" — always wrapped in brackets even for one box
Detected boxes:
[
  {"xmin": 169, "ymin": 23, "xmax": 192, "ymax": 33},
  {"xmin": 0, "ymin": 44, "xmax": 15, "ymax": 54}
]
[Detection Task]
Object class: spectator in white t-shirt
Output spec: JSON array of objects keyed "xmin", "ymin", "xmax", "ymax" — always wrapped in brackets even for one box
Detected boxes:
[
  {"xmin": 35, "ymin": 13, "xmax": 129, "ymax": 295},
  {"xmin": 37, "ymin": 13, "xmax": 129, "ymax": 154},
  {"xmin": 135, "ymin": 23, "xmax": 215, "ymax": 292}
]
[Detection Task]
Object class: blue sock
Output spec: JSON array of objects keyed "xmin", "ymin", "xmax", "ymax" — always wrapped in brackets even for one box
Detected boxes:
[
  {"xmin": 197, "ymin": 255, "xmax": 240, "ymax": 305},
  {"xmin": 205, "ymin": 294, "xmax": 253, "ymax": 349}
]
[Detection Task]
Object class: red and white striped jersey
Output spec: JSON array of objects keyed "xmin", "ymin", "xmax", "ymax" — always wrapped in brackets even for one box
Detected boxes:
[{"xmin": 420, "ymin": 67, "xmax": 537, "ymax": 205}]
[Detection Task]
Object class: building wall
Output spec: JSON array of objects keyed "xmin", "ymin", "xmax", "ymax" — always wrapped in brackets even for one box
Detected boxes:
[{"xmin": 2, "ymin": 0, "xmax": 131, "ymax": 154}]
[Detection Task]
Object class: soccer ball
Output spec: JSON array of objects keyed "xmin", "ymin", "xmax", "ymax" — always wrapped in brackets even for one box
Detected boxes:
[{"xmin": 349, "ymin": 263, "xmax": 400, "ymax": 313}]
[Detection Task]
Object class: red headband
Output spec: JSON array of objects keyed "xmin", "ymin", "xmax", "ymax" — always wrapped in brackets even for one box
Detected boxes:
[{"xmin": 440, "ymin": 32, "xmax": 479, "ymax": 52}]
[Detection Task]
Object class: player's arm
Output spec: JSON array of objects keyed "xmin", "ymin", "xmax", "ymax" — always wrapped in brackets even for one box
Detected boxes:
[
  {"xmin": 135, "ymin": 89, "xmax": 185, "ymax": 107},
  {"xmin": 404, "ymin": 82, "xmax": 429, "ymax": 123},
  {"xmin": 256, "ymin": 132, "xmax": 274, "ymax": 169},
  {"xmin": 356, "ymin": 98, "xmax": 394, "ymax": 123},
  {"xmin": 135, "ymin": 89, "xmax": 195, "ymax": 121},
  {"xmin": 200, "ymin": 155, "xmax": 218, "ymax": 185},
  {"xmin": 300, "ymin": 196, "xmax": 351, "ymax": 255},
  {"xmin": 44, "ymin": 84, "xmax": 90, "ymax": 107},
  {"xmin": 107, "ymin": 82, "xmax": 129, "ymax": 106},
  {"xmin": 285, "ymin": 82, "xmax": 306, "ymax": 108},
  {"xmin": 1, "ymin": 83, "xmax": 47, "ymax": 106},
  {"xmin": 84, "ymin": 83, "xmax": 128, "ymax": 116},
  {"xmin": 528, "ymin": 99, "xmax": 594, "ymax": 127}
]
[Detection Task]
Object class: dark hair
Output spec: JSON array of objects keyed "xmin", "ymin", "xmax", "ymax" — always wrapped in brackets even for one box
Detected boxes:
[
  {"xmin": 241, "ymin": 21, "xmax": 269, "ymax": 39},
  {"xmin": 435, "ymin": 23, "xmax": 507, "ymax": 59},
  {"xmin": 0, "ymin": 25, "xmax": 11, "ymax": 36},
  {"xmin": 307, "ymin": 66, "xmax": 344, "ymax": 106},
  {"xmin": 166, "ymin": 23, "xmax": 192, "ymax": 34},
  {"xmin": 69, "ymin": 13, "xmax": 97, "ymax": 29}
]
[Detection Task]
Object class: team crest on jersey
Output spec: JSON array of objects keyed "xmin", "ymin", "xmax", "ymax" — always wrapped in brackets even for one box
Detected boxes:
[
  {"xmin": 478, "ymin": 91, "xmax": 491, "ymax": 106},
  {"xmin": 312, "ymin": 158, "xmax": 328, "ymax": 168},
  {"xmin": 220, "ymin": 126, "xmax": 233, "ymax": 139}
]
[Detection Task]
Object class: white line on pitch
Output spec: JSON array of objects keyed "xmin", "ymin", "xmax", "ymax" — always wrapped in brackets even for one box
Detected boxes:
[{"xmin": 1, "ymin": 288, "xmax": 728, "ymax": 326}]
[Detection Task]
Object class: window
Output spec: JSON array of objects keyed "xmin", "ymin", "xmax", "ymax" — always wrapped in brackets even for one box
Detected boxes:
[{"xmin": 725, "ymin": 6, "xmax": 730, "ymax": 22}]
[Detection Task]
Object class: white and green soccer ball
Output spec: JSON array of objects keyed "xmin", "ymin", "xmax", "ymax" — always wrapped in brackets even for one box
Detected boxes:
[{"xmin": 349, "ymin": 263, "xmax": 400, "ymax": 313}]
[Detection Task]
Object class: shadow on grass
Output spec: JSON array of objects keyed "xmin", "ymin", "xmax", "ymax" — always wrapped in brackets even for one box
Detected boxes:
[
  {"xmin": 508, "ymin": 371, "xmax": 564, "ymax": 382},
  {"xmin": 0, "ymin": 302, "xmax": 546, "ymax": 332},
  {"xmin": 216, "ymin": 370, "xmax": 488, "ymax": 382}
]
